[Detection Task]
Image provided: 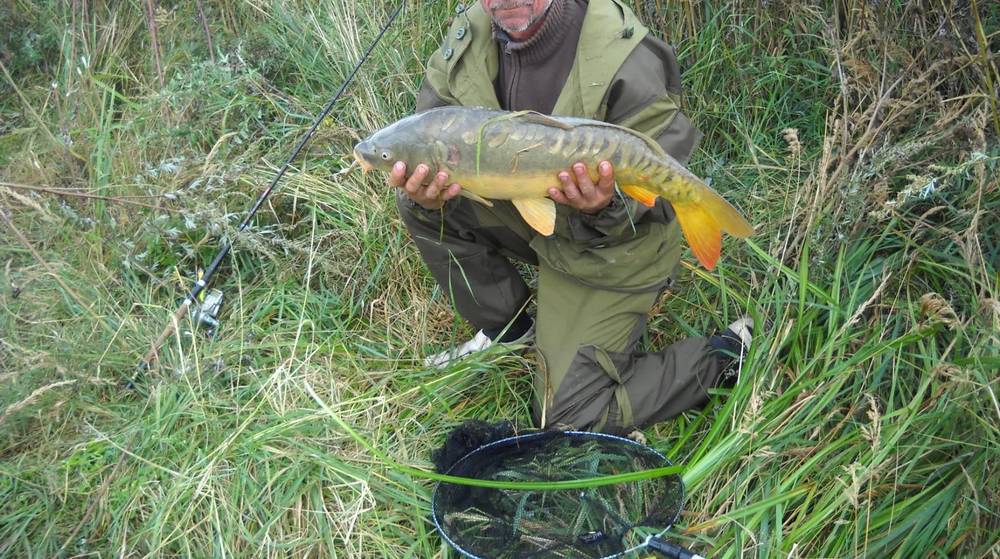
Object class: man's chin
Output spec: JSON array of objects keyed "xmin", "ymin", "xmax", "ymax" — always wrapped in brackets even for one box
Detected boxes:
[
  {"xmin": 494, "ymin": 15, "xmax": 533, "ymax": 33},
  {"xmin": 490, "ymin": 4, "xmax": 537, "ymax": 28},
  {"xmin": 494, "ymin": 5, "xmax": 552, "ymax": 35},
  {"xmin": 498, "ymin": 23, "xmax": 532, "ymax": 34}
]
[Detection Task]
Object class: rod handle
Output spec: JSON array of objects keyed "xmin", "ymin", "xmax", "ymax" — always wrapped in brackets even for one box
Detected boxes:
[{"xmin": 141, "ymin": 298, "xmax": 192, "ymax": 367}]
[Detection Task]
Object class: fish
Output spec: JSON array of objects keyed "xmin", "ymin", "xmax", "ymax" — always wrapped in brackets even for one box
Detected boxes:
[{"xmin": 354, "ymin": 106, "xmax": 753, "ymax": 270}]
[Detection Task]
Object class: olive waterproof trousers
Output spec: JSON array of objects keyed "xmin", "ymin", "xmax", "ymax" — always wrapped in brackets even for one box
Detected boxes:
[{"xmin": 399, "ymin": 193, "xmax": 722, "ymax": 435}]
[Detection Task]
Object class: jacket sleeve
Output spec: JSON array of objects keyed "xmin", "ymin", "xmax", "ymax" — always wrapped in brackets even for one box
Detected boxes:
[
  {"xmin": 397, "ymin": 50, "xmax": 461, "ymax": 220},
  {"xmin": 415, "ymin": 46, "xmax": 459, "ymax": 112},
  {"xmin": 567, "ymin": 35, "xmax": 699, "ymax": 242},
  {"xmin": 604, "ymin": 36, "xmax": 702, "ymax": 163},
  {"xmin": 416, "ymin": 77, "xmax": 455, "ymax": 112}
]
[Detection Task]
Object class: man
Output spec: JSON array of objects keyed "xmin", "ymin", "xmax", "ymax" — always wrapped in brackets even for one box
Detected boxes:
[{"xmin": 390, "ymin": 0, "xmax": 752, "ymax": 434}]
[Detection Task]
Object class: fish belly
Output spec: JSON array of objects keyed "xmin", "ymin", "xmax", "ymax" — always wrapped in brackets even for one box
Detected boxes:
[{"xmin": 454, "ymin": 172, "xmax": 556, "ymax": 201}]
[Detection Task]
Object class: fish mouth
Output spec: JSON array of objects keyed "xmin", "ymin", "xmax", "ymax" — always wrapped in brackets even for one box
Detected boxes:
[{"xmin": 353, "ymin": 148, "xmax": 374, "ymax": 173}]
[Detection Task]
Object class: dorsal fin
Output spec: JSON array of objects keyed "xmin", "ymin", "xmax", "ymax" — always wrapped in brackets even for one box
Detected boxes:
[
  {"xmin": 555, "ymin": 116, "xmax": 669, "ymax": 159},
  {"xmin": 507, "ymin": 110, "xmax": 575, "ymax": 130}
]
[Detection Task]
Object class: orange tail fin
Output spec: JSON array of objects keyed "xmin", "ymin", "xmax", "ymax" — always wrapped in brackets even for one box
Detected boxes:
[
  {"xmin": 672, "ymin": 201, "xmax": 723, "ymax": 270},
  {"xmin": 623, "ymin": 173, "xmax": 754, "ymax": 270},
  {"xmin": 671, "ymin": 185, "xmax": 754, "ymax": 270}
]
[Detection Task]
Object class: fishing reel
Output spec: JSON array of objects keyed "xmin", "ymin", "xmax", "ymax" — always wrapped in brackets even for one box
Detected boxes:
[{"xmin": 191, "ymin": 288, "xmax": 224, "ymax": 337}]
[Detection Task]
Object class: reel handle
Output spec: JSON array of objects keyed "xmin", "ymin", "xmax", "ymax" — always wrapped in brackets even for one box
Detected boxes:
[{"xmin": 647, "ymin": 537, "xmax": 706, "ymax": 559}]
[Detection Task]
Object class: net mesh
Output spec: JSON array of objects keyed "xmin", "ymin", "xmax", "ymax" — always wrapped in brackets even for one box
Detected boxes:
[{"xmin": 431, "ymin": 430, "xmax": 683, "ymax": 559}]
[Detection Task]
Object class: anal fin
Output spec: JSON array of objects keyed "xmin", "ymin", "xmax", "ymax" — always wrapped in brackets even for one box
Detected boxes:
[
  {"xmin": 512, "ymin": 198, "xmax": 556, "ymax": 236},
  {"xmin": 620, "ymin": 184, "xmax": 658, "ymax": 208}
]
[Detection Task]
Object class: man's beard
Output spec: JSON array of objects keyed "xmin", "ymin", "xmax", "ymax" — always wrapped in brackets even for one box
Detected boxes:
[{"xmin": 492, "ymin": 0, "xmax": 555, "ymax": 33}]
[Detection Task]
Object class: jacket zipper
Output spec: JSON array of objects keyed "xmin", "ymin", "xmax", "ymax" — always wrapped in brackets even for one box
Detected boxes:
[{"xmin": 505, "ymin": 44, "xmax": 518, "ymax": 110}]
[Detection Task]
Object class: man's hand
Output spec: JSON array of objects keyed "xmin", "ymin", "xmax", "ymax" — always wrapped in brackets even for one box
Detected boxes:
[
  {"xmin": 548, "ymin": 161, "xmax": 614, "ymax": 214},
  {"xmin": 389, "ymin": 161, "xmax": 462, "ymax": 210}
]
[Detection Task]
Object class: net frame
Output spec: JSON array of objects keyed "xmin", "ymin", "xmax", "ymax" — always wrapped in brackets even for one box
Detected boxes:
[{"xmin": 430, "ymin": 430, "xmax": 686, "ymax": 559}]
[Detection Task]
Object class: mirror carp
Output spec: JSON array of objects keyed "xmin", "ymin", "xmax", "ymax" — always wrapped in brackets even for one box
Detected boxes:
[{"xmin": 355, "ymin": 107, "xmax": 753, "ymax": 270}]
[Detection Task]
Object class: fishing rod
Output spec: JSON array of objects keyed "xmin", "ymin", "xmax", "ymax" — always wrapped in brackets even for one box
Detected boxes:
[{"xmin": 138, "ymin": 0, "xmax": 406, "ymax": 371}]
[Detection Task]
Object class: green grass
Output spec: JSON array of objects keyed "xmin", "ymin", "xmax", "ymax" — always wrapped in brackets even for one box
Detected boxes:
[{"xmin": 1, "ymin": 0, "xmax": 997, "ymax": 557}]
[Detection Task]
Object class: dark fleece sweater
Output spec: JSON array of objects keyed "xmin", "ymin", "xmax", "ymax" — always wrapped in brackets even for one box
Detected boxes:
[{"xmin": 492, "ymin": 0, "xmax": 586, "ymax": 115}]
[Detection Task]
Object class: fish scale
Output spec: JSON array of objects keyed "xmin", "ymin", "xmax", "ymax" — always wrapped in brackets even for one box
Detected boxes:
[{"xmin": 354, "ymin": 106, "xmax": 754, "ymax": 270}]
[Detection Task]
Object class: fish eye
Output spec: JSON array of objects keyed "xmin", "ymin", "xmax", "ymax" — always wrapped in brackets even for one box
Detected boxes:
[{"xmin": 380, "ymin": 151, "xmax": 391, "ymax": 160}]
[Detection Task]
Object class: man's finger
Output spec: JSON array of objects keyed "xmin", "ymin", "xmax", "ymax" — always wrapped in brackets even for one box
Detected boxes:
[
  {"xmin": 442, "ymin": 183, "xmax": 462, "ymax": 201},
  {"xmin": 573, "ymin": 163, "xmax": 594, "ymax": 198},
  {"xmin": 558, "ymin": 171, "xmax": 582, "ymax": 202},
  {"xmin": 425, "ymin": 171, "xmax": 449, "ymax": 199},
  {"xmin": 548, "ymin": 187, "xmax": 569, "ymax": 205},
  {"xmin": 597, "ymin": 161, "xmax": 615, "ymax": 194},
  {"xmin": 388, "ymin": 161, "xmax": 407, "ymax": 188},
  {"xmin": 405, "ymin": 164, "xmax": 429, "ymax": 194},
  {"xmin": 563, "ymin": 182, "xmax": 581, "ymax": 201}
]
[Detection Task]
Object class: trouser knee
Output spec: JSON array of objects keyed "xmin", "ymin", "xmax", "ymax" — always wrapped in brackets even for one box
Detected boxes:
[
  {"xmin": 532, "ymin": 344, "xmax": 634, "ymax": 435},
  {"xmin": 532, "ymin": 337, "xmax": 722, "ymax": 435}
]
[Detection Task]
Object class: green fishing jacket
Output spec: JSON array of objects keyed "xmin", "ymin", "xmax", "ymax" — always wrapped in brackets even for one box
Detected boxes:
[
  {"xmin": 419, "ymin": 0, "xmax": 700, "ymax": 162},
  {"xmin": 413, "ymin": 0, "xmax": 699, "ymax": 279}
]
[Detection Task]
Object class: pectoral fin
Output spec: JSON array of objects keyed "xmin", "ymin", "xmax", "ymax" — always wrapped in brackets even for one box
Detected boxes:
[
  {"xmin": 459, "ymin": 190, "xmax": 494, "ymax": 207},
  {"xmin": 620, "ymin": 184, "xmax": 658, "ymax": 208},
  {"xmin": 512, "ymin": 198, "xmax": 556, "ymax": 236}
]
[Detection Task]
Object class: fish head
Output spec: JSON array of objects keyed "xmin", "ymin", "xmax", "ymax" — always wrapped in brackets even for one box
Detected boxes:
[
  {"xmin": 354, "ymin": 114, "xmax": 436, "ymax": 174},
  {"xmin": 353, "ymin": 134, "xmax": 405, "ymax": 174},
  {"xmin": 352, "ymin": 138, "xmax": 382, "ymax": 173}
]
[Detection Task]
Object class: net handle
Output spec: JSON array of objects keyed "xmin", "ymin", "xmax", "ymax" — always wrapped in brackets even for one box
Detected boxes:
[{"xmin": 642, "ymin": 535, "xmax": 706, "ymax": 559}]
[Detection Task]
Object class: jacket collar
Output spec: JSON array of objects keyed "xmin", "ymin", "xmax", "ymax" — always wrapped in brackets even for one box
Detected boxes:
[{"xmin": 445, "ymin": 0, "xmax": 648, "ymax": 117}]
